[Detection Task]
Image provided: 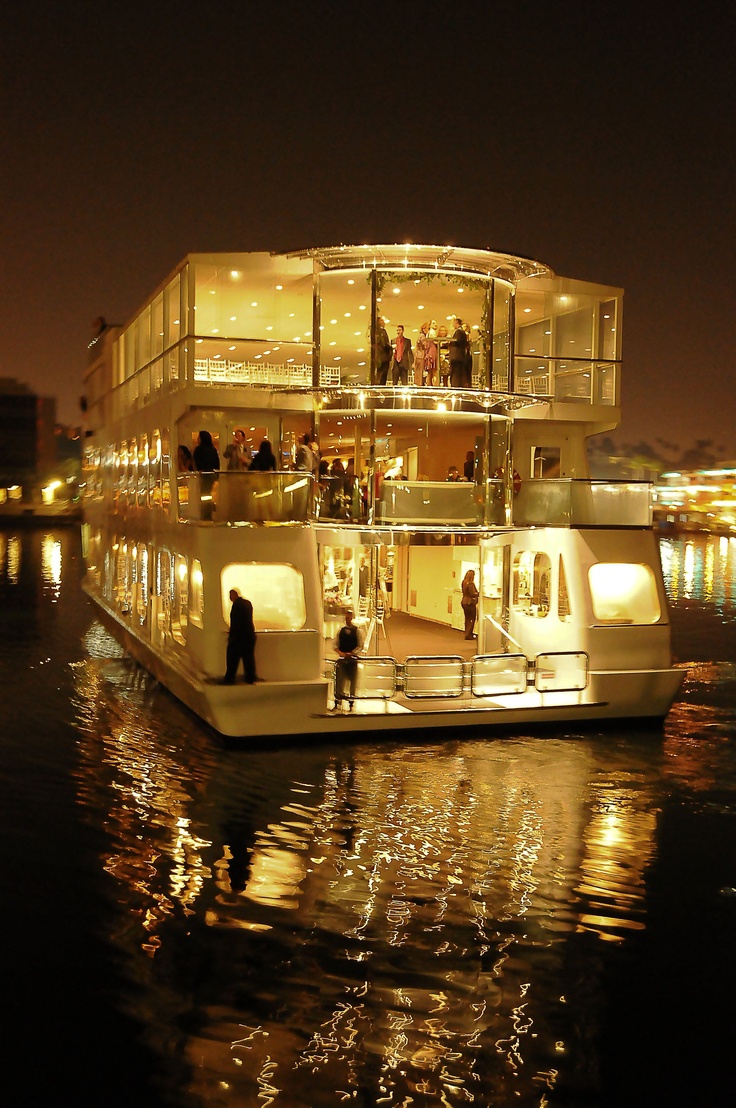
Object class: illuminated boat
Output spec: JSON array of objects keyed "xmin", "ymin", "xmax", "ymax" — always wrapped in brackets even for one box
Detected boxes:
[{"xmin": 81, "ymin": 244, "xmax": 684, "ymax": 738}]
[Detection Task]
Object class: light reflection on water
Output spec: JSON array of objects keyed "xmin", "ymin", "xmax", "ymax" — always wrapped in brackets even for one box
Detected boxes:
[
  {"xmin": 3, "ymin": 527, "xmax": 736, "ymax": 1106},
  {"xmin": 69, "ymin": 641, "xmax": 672, "ymax": 1105}
]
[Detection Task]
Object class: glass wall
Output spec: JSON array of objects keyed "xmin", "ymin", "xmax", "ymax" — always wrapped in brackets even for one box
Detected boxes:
[
  {"xmin": 514, "ymin": 277, "xmax": 622, "ymax": 403},
  {"xmin": 316, "ymin": 267, "xmax": 509, "ymax": 390}
]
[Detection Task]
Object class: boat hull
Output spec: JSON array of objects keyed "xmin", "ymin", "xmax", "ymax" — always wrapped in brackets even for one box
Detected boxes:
[{"xmin": 85, "ymin": 589, "xmax": 685, "ymax": 740}]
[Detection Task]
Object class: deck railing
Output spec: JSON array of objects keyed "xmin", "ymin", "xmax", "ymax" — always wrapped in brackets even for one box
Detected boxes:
[
  {"xmin": 513, "ymin": 479, "xmax": 652, "ymax": 527},
  {"xmin": 175, "ymin": 473, "xmax": 652, "ymax": 528},
  {"xmin": 176, "ymin": 471, "xmax": 313, "ymax": 524}
]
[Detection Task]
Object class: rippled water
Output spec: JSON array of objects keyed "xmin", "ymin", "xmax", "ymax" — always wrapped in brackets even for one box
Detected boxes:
[{"xmin": 2, "ymin": 528, "xmax": 735, "ymax": 1106}]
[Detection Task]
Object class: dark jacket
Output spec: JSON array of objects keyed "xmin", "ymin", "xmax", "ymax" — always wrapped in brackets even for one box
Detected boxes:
[
  {"xmin": 229, "ymin": 596, "xmax": 255, "ymax": 642},
  {"xmin": 449, "ymin": 327, "xmax": 468, "ymax": 365},
  {"xmin": 194, "ymin": 442, "xmax": 220, "ymax": 471}
]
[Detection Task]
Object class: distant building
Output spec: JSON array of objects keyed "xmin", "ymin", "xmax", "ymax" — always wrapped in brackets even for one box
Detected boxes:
[
  {"xmin": 0, "ymin": 377, "xmax": 57, "ymax": 483},
  {"xmin": 655, "ymin": 466, "xmax": 736, "ymax": 534},
  {"xmin": 0, "ymin": 379, "xmax": 82, "ymax": 512}
]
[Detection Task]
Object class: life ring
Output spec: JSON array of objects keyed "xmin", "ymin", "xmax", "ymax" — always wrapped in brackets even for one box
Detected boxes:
[{"xmin": 493, "ymin": 467, "xmax": 522, "ymax": 495}]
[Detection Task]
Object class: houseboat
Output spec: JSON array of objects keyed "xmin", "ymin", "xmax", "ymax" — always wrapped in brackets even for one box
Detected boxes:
[{"xmin": 81, "ymin": 244, "xmax": 684, "ymax": 738}]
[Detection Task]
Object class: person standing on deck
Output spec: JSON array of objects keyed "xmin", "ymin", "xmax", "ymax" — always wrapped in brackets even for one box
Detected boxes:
[
  {"xmin": 373, "ymin": 316, "xmax": 393, "ymax": 385},
  {"xmin": 224, "ymin": 428, "xmax": 249, "ymax": 470},
  {"xmin": 449, "ymin": 317, "xmax": 469, "ymax": 388},
  {"xmin": 333, "ymin": 609, "xmax": 363, "ymax": 710},
  {"xmin": 389, "ymin": 324, "xmax": 414, "ymax": 386},
  {"xmin": 223, "ymin": 588, "xmax": 258, "ymax": 684},
  {"xmin": 193, "ymin": 430, "xmax": 220, "ymax": 519},
  {"xmin": 461, "ymin": 569, "xmax": 479, "ymax": 640}
]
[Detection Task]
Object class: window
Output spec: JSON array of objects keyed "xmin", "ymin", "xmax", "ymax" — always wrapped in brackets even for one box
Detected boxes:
[
  {"xmin": 558, "ymin": 556, "xmax": 571, "ymax": 620},
  {"xmin": 221, "ymin": 563, "xmax": 307, "ymax": 630},
  {"xmin": 190, "ymin": 559, "xmax": 204, "ymax": 628},
  {"xmin": 588, "ymin": 563, "xmax": 661, "ymax": 625},
  {"xmin": 513, "ymin": 550, "xmax": 551, "ymax": 617},
  {"xmin": 172, "ymin": 554, "xmax": 189, "ymax": 643}
]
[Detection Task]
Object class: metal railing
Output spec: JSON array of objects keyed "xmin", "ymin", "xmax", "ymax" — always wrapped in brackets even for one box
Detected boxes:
[{"xmin": 330, "ymin": 651, "xmax": 589, "ymax": 705}]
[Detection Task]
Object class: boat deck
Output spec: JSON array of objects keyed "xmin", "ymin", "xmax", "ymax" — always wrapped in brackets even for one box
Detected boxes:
[{"xmin": 329, "ymin": 609, "xmax": 480, "ymax": 663}]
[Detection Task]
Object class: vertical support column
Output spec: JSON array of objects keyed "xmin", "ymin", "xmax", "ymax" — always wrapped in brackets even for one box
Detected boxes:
[
  {"xmin": 311, "ymin": 262, "xmax": 321, "ymax": 389},
  {"xmin": 367, "ymin": 408, "xmax": 376, "ymax": 524},
  {"xmin": 482, "ymin": 410, "xmax": 493, "ymax": 525},
  {"xmin": 370, "ymin": 269, "xmax": 378, "ymax": 385},
  {"xmin": 503, "ymin": 416, "xmax": 514, "ymax": 527}
]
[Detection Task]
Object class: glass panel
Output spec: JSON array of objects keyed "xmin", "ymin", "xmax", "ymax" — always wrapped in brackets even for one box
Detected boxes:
[
  {"xmin": 514, "ymin": 277, "xmax": 622, "ymax": 400},
  {"xmin": 597, "ymin": 298, "xmax": 618, "ymax": 360},
  {"xmin": 133, "ymin": 544, "xmax": 148, "ymax": 626},
  {"xmin": 588, "ymin": 563, "xmax": 661, "ymax": 624},
  {"xmin": 535, "ymin": 652, "xmax": 588, "ymax": 691},
  {"xmin": 137, "ymin": 434, "xmax": 148, "ymax": 507},
  {"xmin": 404, "ymin": 656, "xmax": 465, "ymax": 698},
  {"xmin": 374, "ymin": 410, "xmax": 484, "ymax": 485},
  {"xmin": 191, "ymin": 254, "xmax": 313, "ymax": 347},
  {"xmin": 471, "ymin": 654, "xmax": 527, "ymax": 696},
  {"xmin": 149, "ymin": 430, "xmax": 161, "ymax": 508},
  {"xmin": 191, "ymin": 337, "xmax": 313, "ymax": 386},
  {"xmin": 554, "ymin": 303, "xmax": 594, "ymax": 360},
  {"xmin": 172, "ymin": 554, "xmax": 188, "ymax": 643},
  {"xmin": 137, "ymin": 304, "xmax": 151, "ymax": 370},
  {"xmin": 165, "ymin": 273, "xmax": 181, "ymax": 349},
  {"xmin": 128, "ymin": 437, "xmax": 137, "ymax": 502},
  {"xmin": 152, "ymin": 293, "xmax": 164, "ymax": 359},
  {"xmin": 161, "ymin": 428, "xmax": 171, "ymax": 510},
  {"xmin": 558, "ymin": 556, "xmax": 571, "ymax": 620},
  {"xmin": 379, "ymin": 271, "xmax": 486, "ymax": 386},
  {"xmin": 492, "ymin": 282, "xmax": 512, "ymax": 390},
  {"xmin": 189, "ymin": 559, "xmax": 204, "ymax": 628},
  {"xmin": 347, "ymin": 657, "xmax": 397, "ymax": 700},
  {"xmin": 221, "ymin": 563, "xmax": 307, "ymax": 631},
  {"xmin": 512, "ymin": 550, "xmax": 551, "ymax": 617},
  {"xmin": 318, "ymin": 270, "xmax": 372, "ymax": 386},
  {"xmin": 514, "ymin": 480, "xmax": 652, "ymax": 527}
]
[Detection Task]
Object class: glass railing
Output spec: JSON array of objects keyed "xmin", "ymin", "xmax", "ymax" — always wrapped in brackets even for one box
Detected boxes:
[
  {"xmin": 514, "ymin": 480, "xmax": 652, "ymax": 527},
  {"xmin": 514, "ymin": 358, "xmax": 617, "ymax": 404},
  {"xmin": 377, "ymin": 480, "xmax": 484, "ymax": 525},
  {"xmin": 174, "ymin": 474, "xmax": 651, "ymax": 528},
  {"xmin": 315, "ymin": 476, "xmax": 366, "ymax": 521},
  {"xmin": 176, "ymin": 471, "xmax": 313, "ymax": 524}
]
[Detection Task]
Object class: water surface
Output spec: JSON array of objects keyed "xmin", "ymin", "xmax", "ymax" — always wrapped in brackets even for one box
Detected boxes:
[{"xmin": 1, "ymin": 529, "xmax": 735, "ymax": 1106}]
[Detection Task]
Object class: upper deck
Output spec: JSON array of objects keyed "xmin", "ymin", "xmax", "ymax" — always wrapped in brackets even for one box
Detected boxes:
[{"xmin": 84, "ymin": 244, "xmax": 622, "ymax": 429}]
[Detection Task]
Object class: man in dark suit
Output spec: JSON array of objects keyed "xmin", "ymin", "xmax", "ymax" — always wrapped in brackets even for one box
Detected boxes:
[
  {"xmin": 373, "ymin": 316, "xmax": 393, "ymax": 385},
  {"xmin": 389, "ymin": 324, "xmax": 414, "ymax": 385},
  {"xmin": 449, "ymin": 317, "xmax": 469, "ymax": 388},
  {"xmin": 223, "ymin": 588, "xmax": 258, "ymax": 684}
]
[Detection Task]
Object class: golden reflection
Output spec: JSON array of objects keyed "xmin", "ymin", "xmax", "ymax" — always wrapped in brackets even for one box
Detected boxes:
[
  {"xmin": 7, "ymin": 535, "xmax": 20, "ymax": 583},
  {"xmin": 41, "ymin": 533, "xmax": 62, "ymax": 599},
  {"xmin": 704, "ymin": 539, "xmax": 715, "ymax": 601},
  {"xmin": 71, "ymin": 654, "xmax": 662, "ymax": 1104},
  {"xmin": 683, "ymin": 540, "xmax": 696, "ymax": 596},
  {"xmin": 72, "ymin": 627, "xmax": 214, "ymax": 954}
]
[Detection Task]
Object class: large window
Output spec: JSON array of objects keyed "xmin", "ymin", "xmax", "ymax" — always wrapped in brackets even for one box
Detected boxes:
[
  {"xmin": 588, "ymin": 563, "xmax": 661, "ymax": 625},
  {"xmin": 221, "ymin": 563, "xmax": 307, "ymax": 631},
  {"xmin": 513, "ymin": 550, "xmax": 551, "ymax": 618}
]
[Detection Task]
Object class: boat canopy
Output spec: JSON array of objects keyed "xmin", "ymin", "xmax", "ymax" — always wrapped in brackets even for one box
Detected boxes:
[{"xmin": 282, "ymin": 243, "xmax": 553, "ymax": 282}]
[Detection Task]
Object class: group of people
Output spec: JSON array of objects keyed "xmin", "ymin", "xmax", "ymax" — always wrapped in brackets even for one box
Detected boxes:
[
  {"xmin": 373, "ymin": 316, "xmax": 474, "ymax": 388},
  {"xmin": 447, "ymin": 451, "xmax": 476, "ymax": 483},
  {"xmin": 178, "ymin": 430, "xmax": 278, "ymax": 475}
]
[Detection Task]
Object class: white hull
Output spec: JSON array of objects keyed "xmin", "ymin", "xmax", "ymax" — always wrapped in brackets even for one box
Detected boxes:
[{"xmin": 86, "ymin": 589, "xmax": 684, "ymax": 739}]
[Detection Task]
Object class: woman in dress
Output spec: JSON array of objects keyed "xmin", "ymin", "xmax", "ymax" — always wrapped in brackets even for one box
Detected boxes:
[
  {"xmin": 415, "ymin": 322, "xmax": 427, "ymax": 384},
  {"xmin": 461, "ymin": 568, "xmax": 479, "ymax": 640},
  {"xmin": 424, "ymin": 320, "xmax": 438, "ymax": 386},
  {"xmin": 248, "ymin": 439, "xmax": 277, "ymax": 471}
]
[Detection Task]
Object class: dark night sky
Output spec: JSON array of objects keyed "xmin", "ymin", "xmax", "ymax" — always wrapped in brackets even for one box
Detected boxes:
[{"xmin": 2, "ymin": 2, "xmax": 734, "ymax": 455}]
